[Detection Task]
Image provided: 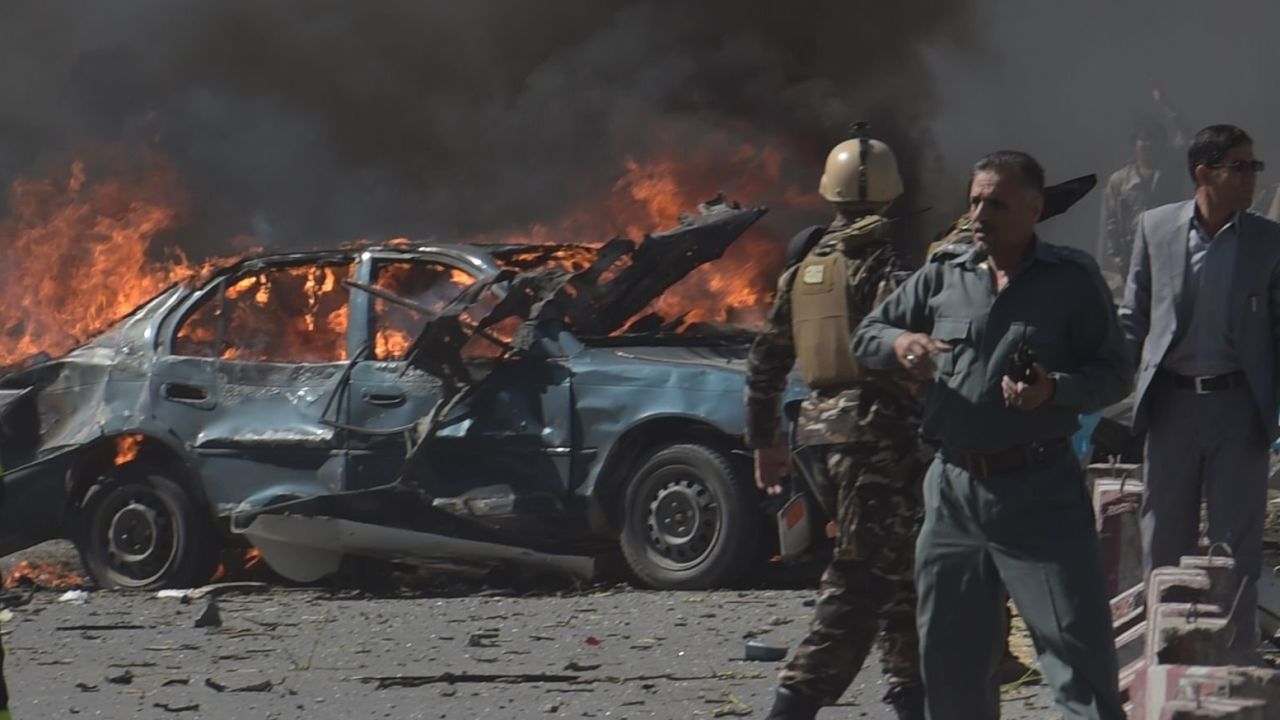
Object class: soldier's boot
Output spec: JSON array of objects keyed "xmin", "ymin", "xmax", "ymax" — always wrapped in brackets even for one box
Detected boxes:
[
  {"xmin": 764, "ymin": 686, "xmax": 819, "ymax": 720},
  {"xmin": 885, "ymin": 685, "xmax": 925, "ymax": 720}
]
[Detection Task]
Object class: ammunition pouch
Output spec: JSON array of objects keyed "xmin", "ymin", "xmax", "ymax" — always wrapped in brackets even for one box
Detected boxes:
[
  {"xmin": 783, "ymin": 217, "xmax": 885, "ymax": 386},
  {"xmin": 791, "ymin": 232, "xmax": 872, "ymax": 389}
]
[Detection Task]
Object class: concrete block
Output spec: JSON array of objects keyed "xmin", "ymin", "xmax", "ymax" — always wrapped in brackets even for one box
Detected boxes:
[
  {"xmin": 1144, "ymin": 665, "xmax": 1280, "ymax": 719},
  {"xmin": 1087, "ymin": 462, "xmax": 1144, "ymax": 487},
  {"xmin": 1094, "ymin": 477, "xmax": 1145, "ymax": 595},
  {"xmin": 1146, "ymin": 602, "xmax": 1231, "ymax": 666},
  {"xmin": 1158, "ymin": 698, "xmax": 1266, "ymax": 719},
  {"xmin": 1116, "ymin": 619, "xmax": 1147, "ymax": 672},
  {"xmin": 1149, "ymin": 568, "xmax": 1215, "ymax": 607},
  {"xmin": 1179, "ymin": 555, "xmax": 1246, "ymax": 618}
]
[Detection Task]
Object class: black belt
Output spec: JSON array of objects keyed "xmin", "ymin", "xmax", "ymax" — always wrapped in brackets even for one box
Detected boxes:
[
  {"xmin": 942, "ymin": 439, "xmax": 1069, "ymax": 479},
  {"xmin": 1168, "ymin": 370, "xmax": 1245, "ymax": 395}
]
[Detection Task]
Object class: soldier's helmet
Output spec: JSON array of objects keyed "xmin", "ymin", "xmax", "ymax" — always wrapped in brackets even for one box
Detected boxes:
[{"xmin": 818, "ymin": 125, "xmax": 904, "ymax": 205}]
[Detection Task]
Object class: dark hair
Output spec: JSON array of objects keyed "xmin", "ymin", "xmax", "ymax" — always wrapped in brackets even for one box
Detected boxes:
[
  {"xmin": 1187, "ymin": 124, "xmax": 1253, "ymax": 182},
  {"xmin": 972, "ymin": 150, "xmax": 1045, "ymax": 194},
  {"xmin": 1132, "ymin": 116, "xmax": 1168, "ymax": 145}
]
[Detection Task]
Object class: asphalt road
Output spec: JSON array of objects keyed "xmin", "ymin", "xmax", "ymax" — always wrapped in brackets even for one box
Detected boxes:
[{"xmin": 0, "ymin": 546, "xmax": 1059, "ymax": 720}]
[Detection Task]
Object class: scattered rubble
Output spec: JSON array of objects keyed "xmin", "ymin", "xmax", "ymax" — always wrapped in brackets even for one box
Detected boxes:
[
  {"xmin": 5, "ymin": 582, "xmax": 1045, "ymax": 718},
  {"xmin": 194, "ymin": 597, "xmax": 222, "ymax": 629},
  {"xmin": 1088, "ymin": 462, "xmax": 1280, "ymax": 717},
  {"xmin": 743, "ymin": 640, "xmax": 788, "ymax": 662}
]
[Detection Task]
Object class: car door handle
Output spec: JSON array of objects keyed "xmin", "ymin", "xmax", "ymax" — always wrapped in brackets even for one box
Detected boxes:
[
  {"xmin": 362, "ymin": 391, "xmax": 406, "ymax": 407},
  {"xmin": 162, "ymin": 383, "xmax": 210, "ymax": 404}
]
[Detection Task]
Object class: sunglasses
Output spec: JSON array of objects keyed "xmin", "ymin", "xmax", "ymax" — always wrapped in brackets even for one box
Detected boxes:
[{"xmin": 1207, "ymin": 160, "xmax": 1265, "ymax": 173}]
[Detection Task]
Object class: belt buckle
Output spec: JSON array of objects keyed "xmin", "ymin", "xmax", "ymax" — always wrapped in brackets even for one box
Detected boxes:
[{"xmin": 1194, "ymin": 376, "xmax": 1211, "ymax": 395}]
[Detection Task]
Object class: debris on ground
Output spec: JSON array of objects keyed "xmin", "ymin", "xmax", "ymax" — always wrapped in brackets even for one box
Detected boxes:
[{"xmin": 193, "ymin": 598, "xmax": 221, "ymax": 629}]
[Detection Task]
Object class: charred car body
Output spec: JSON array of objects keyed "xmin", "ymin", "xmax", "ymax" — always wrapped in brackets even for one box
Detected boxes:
[{"xmin": 0, "ymin": 199, "xmax": 815, "ymax": 590}]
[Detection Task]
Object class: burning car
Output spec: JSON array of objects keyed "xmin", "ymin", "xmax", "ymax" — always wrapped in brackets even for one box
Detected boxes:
[{"xmin": 0, "ymin": 198, "xmax": 813, "ymax": 590}]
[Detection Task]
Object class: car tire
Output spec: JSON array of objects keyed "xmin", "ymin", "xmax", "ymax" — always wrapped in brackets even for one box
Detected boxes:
[
  {"xmin": 77, "ymin": 463, "xmax": 220, "ymax": 590},
  {"xmin": 619, "ymin": 443, "xmax": 760, "ymax": 590}
]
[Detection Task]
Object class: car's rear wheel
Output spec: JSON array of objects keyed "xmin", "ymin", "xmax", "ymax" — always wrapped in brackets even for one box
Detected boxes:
[
  {"xmin": 619, "ymin": 443, "xmax": 760, "ymax": 589},
  {"xmin": 77, "ymin": 463, "xmax": 219, "ymax": 590}
]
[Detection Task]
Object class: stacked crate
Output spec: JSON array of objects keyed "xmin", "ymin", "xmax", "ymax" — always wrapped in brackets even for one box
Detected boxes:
[{"xmin": 1087, "ymin": 464, "xmax": 1280, "ymax": 718}]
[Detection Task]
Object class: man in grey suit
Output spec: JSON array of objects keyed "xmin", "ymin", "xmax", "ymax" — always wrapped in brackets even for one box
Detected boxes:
[{"xmin": 1120, "ymin": 124, "xmax": 1280, "ymax": 655}]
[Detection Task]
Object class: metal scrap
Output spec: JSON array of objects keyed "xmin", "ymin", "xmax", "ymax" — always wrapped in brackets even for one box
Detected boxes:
[{"xmin": 397, "ymin": 196, "xmax": 764, "ymax": 400}]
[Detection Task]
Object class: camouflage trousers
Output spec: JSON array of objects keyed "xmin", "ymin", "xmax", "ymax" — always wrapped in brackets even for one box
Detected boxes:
[{"xmin": 778, "ymin": 438, "xmax": 926, "ymax": 705}]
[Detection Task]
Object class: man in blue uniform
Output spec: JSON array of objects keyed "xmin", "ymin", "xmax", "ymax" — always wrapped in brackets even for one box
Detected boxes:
[{"xmin": 853, "ymin": 151, "xmax": 1130, "ymax": 720}]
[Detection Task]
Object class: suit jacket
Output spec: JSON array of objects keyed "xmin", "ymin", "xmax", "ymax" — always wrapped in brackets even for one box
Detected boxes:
[{"xmin": 1119, "ymin": 199, "xmax": 1280, "ymax": 439}]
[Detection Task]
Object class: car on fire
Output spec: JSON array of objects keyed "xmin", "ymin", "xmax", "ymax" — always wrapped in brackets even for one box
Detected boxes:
[{"xmin": 0, "ymin": 199, "xmax": 817, "ymax": 590}]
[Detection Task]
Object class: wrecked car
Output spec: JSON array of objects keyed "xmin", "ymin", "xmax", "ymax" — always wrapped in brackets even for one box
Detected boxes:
[{"xmin": 0, "ymin": 198, "xmax": 813, "ymax": 590}]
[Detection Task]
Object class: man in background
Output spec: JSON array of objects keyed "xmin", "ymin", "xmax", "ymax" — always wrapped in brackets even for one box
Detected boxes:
[
  {"xmin": 1098, "ymin": 115, "xmax": 1187, "ymax": 285},
  {"xmin": 1120, "ymin": 124, "xmax": 1280, "ymax": 657}
]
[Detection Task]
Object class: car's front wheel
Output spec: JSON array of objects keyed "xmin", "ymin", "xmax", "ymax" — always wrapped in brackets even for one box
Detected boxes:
[
  {"xmin": 619, "ymin": 443, "xmax": 760, "ymax": 589},
  {"xmin": 77, "ymin": 463, "xmax": 219, "ymax": 590}
]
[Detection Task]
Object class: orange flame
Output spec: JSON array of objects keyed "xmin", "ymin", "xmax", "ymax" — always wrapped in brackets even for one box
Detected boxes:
[
  {"xmin": 114, "ymin": 434, "xmax": 143, "ymax": 466},
  {"xmin": 0, "ymin": 142, "xmax": 806, "ymax": 370},
  {"xmin": 615, "ymin": 151, "xmax": 785, "ymax": 328},
  {"xmin": 486, "ymin": 144, "xmax": 796, "ymax": 331},
  {"xmin": 369, "ymin": 262, "xmax": 477, "ymax": 360},
  {"xmin": 0, "ymin": 152, "xmax": 239, "ymax": 368},
  {"xmin": 3, "ymin": 560, "xmax": 86, "ymax": 589},
  {"xmin": 208, "ymin": 547, "xmax": 267, "ymax": 583},
  {"xmin": 173, "ymin": 262, "xmax": 352, "ymax": 363}
]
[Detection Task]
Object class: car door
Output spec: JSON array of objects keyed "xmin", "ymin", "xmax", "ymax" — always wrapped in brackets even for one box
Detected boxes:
[
  {"xmin": 342, "ymin": 256, "xmax": 480, "ymax": 490},
  {"xmin": 156, "ymin": 259, "xmax": 354, "ymax": 511},
  {"xmin": 344, "ymin": 254, "xmax": 576, "ymax": 524}
]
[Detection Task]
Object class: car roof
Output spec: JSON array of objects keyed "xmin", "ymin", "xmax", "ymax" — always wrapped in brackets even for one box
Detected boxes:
[{"xmin": 212, "ymin": 241, "xmax": 599, "ymax": 280}]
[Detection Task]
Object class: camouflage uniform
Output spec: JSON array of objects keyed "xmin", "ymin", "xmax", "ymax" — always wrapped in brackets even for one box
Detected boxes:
[
  {"xmin": 746, "ymin": 217, "xmax": 928, "ymax": 708},
  {"xmin": 1098, "ymin": 162, "xmax": 1185, "ymax": 280}
]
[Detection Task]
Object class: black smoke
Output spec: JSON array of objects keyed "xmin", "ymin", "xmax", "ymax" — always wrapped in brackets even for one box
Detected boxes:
[
  {"xmin": 0, "ymin": 1, "xmax": 972, "ymax": 255},
  {"xmin": 929, "ymin": 0, "xmax": 1280, "ymax": 264}
]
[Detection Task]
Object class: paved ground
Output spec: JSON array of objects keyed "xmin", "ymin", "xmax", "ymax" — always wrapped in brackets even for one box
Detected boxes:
[{"xmin": 0, "ymin": 544, "xmax": 1060, "ymax": 720}]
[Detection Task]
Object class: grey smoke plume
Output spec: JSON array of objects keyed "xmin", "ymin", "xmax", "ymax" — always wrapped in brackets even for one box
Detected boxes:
[
  {"xmin": 929, "ymin": 0, "xmax": 1280, "ymax": 255},
  {"xmin": 0, "ymin": 0, "xmax": 971, "ymax": 255}
]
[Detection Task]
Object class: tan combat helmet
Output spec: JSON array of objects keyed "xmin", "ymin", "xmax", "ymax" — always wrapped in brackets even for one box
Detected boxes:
[{"xmin": 817, "ymin": 123, "xmax": 904, "ymax": 205}]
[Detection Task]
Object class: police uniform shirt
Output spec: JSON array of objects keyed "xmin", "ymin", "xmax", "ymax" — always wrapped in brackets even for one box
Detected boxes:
[{"xmin": 852, "ymin": 239, "xmax": 1131, "ymax": 454}]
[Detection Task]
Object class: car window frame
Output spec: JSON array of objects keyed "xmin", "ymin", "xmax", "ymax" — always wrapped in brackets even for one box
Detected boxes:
[
  {"xmin": 349, "ymin": 248, "xmax": 499, "ymax": 362},
  {"xmin": 166, "ymin": 256, "xmax": 359, "ymax": 364}
]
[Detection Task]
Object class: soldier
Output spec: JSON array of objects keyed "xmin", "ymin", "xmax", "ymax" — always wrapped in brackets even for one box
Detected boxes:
[
  {"xmin": 1098, "ymin": 116, "xmax": 1187, "ymax": 284},
  {"xmin": 853, "ymin": 150, "xmax": 1129, "ymax": 720},
  {"xmin": 746, "ymin": 127, "xmax": 927, "ymax": 720}
]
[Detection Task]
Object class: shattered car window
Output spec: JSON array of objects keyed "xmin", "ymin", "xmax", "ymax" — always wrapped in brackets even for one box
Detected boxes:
[
  {"xmin": 371, "ymin": 261, "xmax": 476, "ymax": 361},
  {"xmin": 174, "ymin": 289, "xmax": 221, "ymax": 358},
  {"xmin": 174, "ymin": 262, "xmax": 354, "ymax": 362}
]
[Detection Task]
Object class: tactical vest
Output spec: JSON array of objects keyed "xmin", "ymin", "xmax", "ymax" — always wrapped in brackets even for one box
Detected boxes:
[{"xmin": 790, "ymin": 215, "xmax": 887, "ymax": 389}]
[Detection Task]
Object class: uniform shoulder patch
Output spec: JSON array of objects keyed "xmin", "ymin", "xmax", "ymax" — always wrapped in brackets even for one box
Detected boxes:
[{"xmin": 801, "ymin": 263, "xmax": 826, "ymax": 285}]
